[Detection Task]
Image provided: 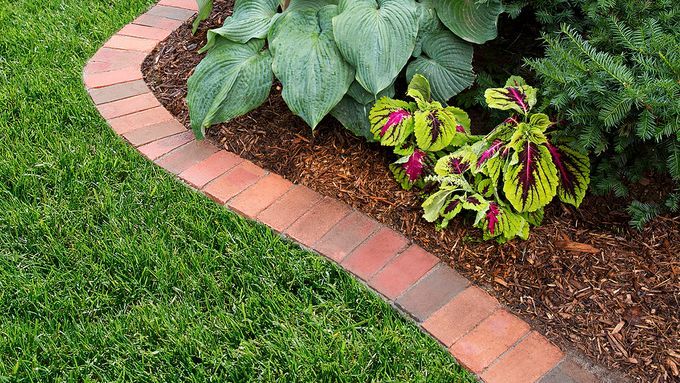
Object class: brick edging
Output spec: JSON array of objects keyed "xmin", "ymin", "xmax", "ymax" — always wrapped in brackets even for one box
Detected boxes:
[{"xmin": 83, "ymin": 2, "xmax": 603, "ymax": 382}]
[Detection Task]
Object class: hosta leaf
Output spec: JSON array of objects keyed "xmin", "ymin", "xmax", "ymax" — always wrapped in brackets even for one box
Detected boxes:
[
  {"xmin": 187, "ymin": 38, "xmax": 273, "ymax": 138},
  {"xmin": 286, "ymin": 0, "xmax": 338, "ymax": 12},
  {"xmin": 192, "ymin": 0, "xmax": 213, "ymax": 34},
  {"xmin": 201, "ymin": 0, "xmax": 280, "ymax": 52},
  {"xmin": 347, "ymin": 81, "xmax": 395, "ymax": 105},
  {"xmin": 270, "ymin": 7, "xmax": 354, "ymax": 128},
  {"xmin": 333, "ymin": 0, "xmax": 419, "ymax": 95},
  {"xmin": 406, "ymin": 29, "xmax": 474, "ymax": 103},
  {"xmin": 503, "ymin": 141, "xmax": 559, "ymax": 212},
  {"xmin": 413, "ymin": 108, "xmax": 459, "ymax": 151},
  {"xmin": 330, "ymin": 95, "xmax": 374, "ymax": 141},
  {"xmin": 413, "ymin": 0, "xmax": 440, "ymax": 57},
  {"xmin": 369, "ymin": 98, "xmax": 415, "ymax": 146},
  {"xmin": 545, "ymin": 143, "xmax": 590, "ymax": 207},
  {"xmin": 434, "ymin": 0, "xmax": 503, "ymax": 44},
  {"xmin": 484, "ymin": 76, "xmax": 537, "ymax": 115}
]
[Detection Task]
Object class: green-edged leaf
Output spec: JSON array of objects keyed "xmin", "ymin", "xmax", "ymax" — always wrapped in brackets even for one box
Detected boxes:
[
  {"xmin": 201, "ymin": 0, "xmax": 280, "ymax": 52},
  {"xmin": 484, "ymin": 76, "xmax": 537, "ymax": 114},
  {"xmin": 545, "ymin": 143, "xmax": 590, "ymax": 207},
  {"xmin": 503, "ymin": 141, "xmax": 558, "ymax": 212},
  {"xmin": 390, "ymin": 148, "xmax": 434, "ymax": 190},
  {"xmin": 413, "ymin": 107, "xmax": 459, "ymax": 151},
  {"xmin": 478, "ymin": 203, "xmax": 529, "ymax": 241},
  {"xmin": 406, "ymin": 73, "xmax": 432, "ymax": 103},
  {"xmin": 330, "ymin": 95, "xmax": 374, "ymax": 141},
  {"xmin": 346, "ymin": 80, "xmax": 395, "ymax": 105},
  {"xmin": 287, "ymin": 0, "xmax": 338, "ymax": 12},
  {"xmin": 192, "ymin": 0, "xmax": 213, "ymax": 34},
  {"xmin": 406, "ymin": 29, "xmax": 474, "ymax": 103},
  {"xmin": 434, "ymin": 146, "xmax": 475, "ymax": 175},
  {"xmin": 529, "ymin": 113, "xmax": 552, "ymax": 131},
  {"xmin": 187, "ymin": 38, "xmax": 273, "ymax": 138},
  {"xmin": 270, "ymin": 7, "xmax": 354, "ymax": 128},
  {"xmin": 422, "ymin": 186, "xmax": 458, "ymax": 222},
  {"xmin": 369, "ymin": 98, "xmax": 415, "ymax": 146},
  {"xmin": 434, "ymin": 0, "xmax": 502, "ymax": 44},
  {"xmin": 333, "ymin": 0, "xmax": 419, "ymax": 95}
]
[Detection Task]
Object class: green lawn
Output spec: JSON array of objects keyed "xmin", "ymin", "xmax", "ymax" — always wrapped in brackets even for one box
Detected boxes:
[{"xmin": 0, "ymin": 1, "xmax": 474, "ymax": 381}]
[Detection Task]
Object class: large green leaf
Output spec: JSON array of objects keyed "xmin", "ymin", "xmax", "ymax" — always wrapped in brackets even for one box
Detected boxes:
[
  {"xmin": 330, "ymin": 95, "xmax": 374, "ymax": 141},
  {"xmin": 434, "ymin": 0, "xmax": 502, "ymax": 44},
  {"xmin": 187, "ymin": 38, "xmax": 273, "ymax": 138},
  {"xmin": 270, "ymin": 7, "xmax": 354, "ymax": 128},
  {"xmin": 406, "ymin": 29, "xmax": 474, "ymax": 103},
  {"xmin": 503, "ymin": 141, "xmax": 559, "ymax": 212},
  {"xmin": 192, "ymin": 0, "xmax": 213, "ymax": 34},
  {"xmin": 333, "ymin": 0, "xmax": 419, "ymax": 95},
  {"xmin": 201, "ymin": 0, "xmax": 280, "ymax": 52},
  {"xmin": 346, "ymin": 80, "xmax": 395, "ymax": 105},
  {"xmin": 287, "ymin": 0, "xmax": 338, "ymax": 12},
  {"xmin": 369, "ymin": 98, "xmax": 415, "ymax": 146}
]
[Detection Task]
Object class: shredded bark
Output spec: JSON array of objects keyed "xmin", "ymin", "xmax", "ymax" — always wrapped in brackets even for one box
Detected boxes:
[{"xmin": 142, "ymin": 2, "xmax": 680, "ymax": 381}]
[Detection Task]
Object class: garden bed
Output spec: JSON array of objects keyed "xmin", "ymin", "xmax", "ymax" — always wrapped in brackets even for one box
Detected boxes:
[{"xmin": 141, "ymin": 1, "xmax": 680, "ymax": 381}]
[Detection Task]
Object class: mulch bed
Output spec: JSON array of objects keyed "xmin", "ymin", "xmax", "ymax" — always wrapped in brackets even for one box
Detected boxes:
[{"xmin": 141, "ymin": 1, "xmax": 680, "ymax": 381}]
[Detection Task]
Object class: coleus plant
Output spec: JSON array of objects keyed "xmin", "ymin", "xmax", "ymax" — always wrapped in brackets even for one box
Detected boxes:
[
  {"xmin": 187, "ymin": 0, "xmax": 509, "ymax": 139},
  {"xmin": 371, "ymin": 75, "xmax": 591, "ymax": 241}
]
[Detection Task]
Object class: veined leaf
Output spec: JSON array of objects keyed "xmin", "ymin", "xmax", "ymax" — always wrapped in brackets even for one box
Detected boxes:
[
  {"xmin": 187, "ymin": 38, "xmax": 273, "ymax": 138},
  {"xmin": 503, "ymin": 141, "xmax": 559, "ymax": 212},
  {"xmin": 413, "ymin": 107, "xmax": 460, "ymax": 151},
  {"xmin": 330, "ymin": 95, "xmax": 374, "ymax": 141},
  {"xmin": 413, "ymin": 0, "xmax": 440, "ymax": 57},
  {"xmin": 422, "ymin": 186, "xmax": 458, "ymax": 222},
  {"xmin": 369, "ymin": 98, "xmax": 415, "ymax": 146},
  {"xmin": 434, "ymin": 0, "xmax": 503, "ymax": 44},
  {"xmin": 333, "ymin": 0, "xmax": 419, "ymax": 95},
  {"xmin": 192, "ymin": 0, "xmax": 213, "ymax": 34},
  {"xmin": 407, "ymin": 73, "xmax": 432, "ymax": 104},
  {"xmin": 478, "ymin": 203, "xmax": 529, "ymax": 241},
  {"xmin": 545, "ymin": 142, "xmax": 590, "ymax": 207},
  {"xmin": 201, "ymin": 0, "xmax": 280, "ymax": 52},
  {"xmin": 347, "ymin": 80, "xmax": 395, "ymax": 105},
  {"xmin": 484, "ymin": 76, "xmax": 537, "ymax": 115},
  {"xmin": 270, "ymin": 7, "xmax": 354, "ymax": 128},
  {"xmin": 390, "ymin": 148, "xmax": 434, "ymax": 190},
  {"xmin": 406, "ymin": 29, "xmax": 474, "ymax": 103},
  {"xmin": 286, "ymin": 0, "xmax": 338, "ymax": 12}
]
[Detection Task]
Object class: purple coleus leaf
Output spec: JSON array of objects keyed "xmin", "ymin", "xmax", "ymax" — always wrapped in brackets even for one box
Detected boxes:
[
  {"xmin": 484, "ymin": 76, "xmax": 537, "ymax": 115},
  {"xmin": 486, "ymin": 203, "xmax": 500, "ymax": 235},
  {"xmin": 503, "ymin": 141, "xmax": 558, "ymax": 212},
  {"xmin": 403, "ymin": 149, "xmax": 427, "ymax": 182},
  {"xmin": 476, "ymin": 139, "xmax": 504, "ymax": 168},
  {"xmin": 449, "ymin": 156, "xmax": 470, "ymax": 174},
  {"xmin": 381, "ymin": 109, "xmax": 410, "ymax": 137},
  {"xmin": 456, "ymin": 124, "xmax": 466, "ymax": 133},
  {"xmin": 545, "ymin": 142, "xmax": 591, "ymax": 207}
]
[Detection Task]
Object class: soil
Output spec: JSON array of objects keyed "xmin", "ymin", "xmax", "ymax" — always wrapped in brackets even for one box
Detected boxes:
[{"xmin": 141, "ymin": 1, "xmax": 680, "ymax": 382}]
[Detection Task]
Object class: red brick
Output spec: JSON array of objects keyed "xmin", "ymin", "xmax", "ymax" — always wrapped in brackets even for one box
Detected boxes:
[
  {"xmin": 123, "ymin": 119, "xmax": 187, "ymax": 147},
  {"xmin": 257, "ymin": 186, "xmax": 323, "ymax": 232},
  {"xmin": 158, "ymin": 0, "xmax": 199, "ymax": 10},
  {"xmin": 449, "ymin": 310, "xmax": 530, "ymax": 373},
  {"xmin": 134, "ymin": 13, "xmax": 185, "ymax": 30},
  {"xmin": 179, "ymin": 151, "xmax": 243, "ymax": 188},
  {"xmin": 422, "ymin": 286, "xmax": 499, "ymax": 347},
  {"xmin": 84, "ymin": 67, "xmax": 142, "ymax": 89},
  {"xmin": 395, "ymin": 264, "xmax": 468, "ymax": 322},
  {"xmin": 108, "ymin": 107, "xmax": 175, "ymax": 134},
  {"xmin": 155, "ymin": 140, "xmax": 219, "ymax": 174},
  {"xmin": 228, "ymin": 174, "xmax": 294, "ymax": 219},
  {"xmin": 88, "ymin": 80, "xmax": 149, "ymax": 105},
  {"xmin": 147, "ymin": 5, "xmax": 196, "ymax": 20},
  {"xmin": 481, "ymin": 332, "xmax": 564, "ymax": 383},
  {"xmin": 104, "ymin": 35, "xmax": 158, "ymax": 52},
  {"xmin": 368, "ymin": 245, "xmax": 439, "ymax": 300},
  {"xmin": 313, "ymin": 212, "xmax": 380, "ymax": 262},
  {"xmin": 118, "ymin": 24, "xmax": 172, "ymax": 41},
  {"xmin": 341, "ymin": 228, "xmax": 409, "ymax": 281},
  {"xmin": 97, "ymin": 93, "xmax": 159, "ymax": 119},
  {"xmin": 84, "ymin": 60, "xmax": 132, "ymax": 75},
  {"xmin": 203, "ymin": 161, "xmax": 266, "ymax": 204},
  {"xmin": 538, "ymin": 358, "xmax": 598, "ymax": 383},
  {"xmin": 90, "ymin": 47, "xmax": 147, "ymax": 65},
  {"xmin": 284, "ymin": 198, "xmax": 351, "ymax": 247},
  {"xmin": 138, "ymin": 131, "xmax": 194, "ymax": 160}
]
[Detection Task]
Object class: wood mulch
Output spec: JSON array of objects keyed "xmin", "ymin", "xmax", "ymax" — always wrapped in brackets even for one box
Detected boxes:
[{"xmin": 141, "ymin": 1, "xmax": 679, "ymax": 381}]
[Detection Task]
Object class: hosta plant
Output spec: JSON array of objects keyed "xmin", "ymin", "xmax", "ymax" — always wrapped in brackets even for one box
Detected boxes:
[
  {"xmin": 188, "ymin": 0, "xmax": 509, "ymax": 139},
  {"xmin": 371, "ymin": 75, "xmax": 591, "ymax": 241}
]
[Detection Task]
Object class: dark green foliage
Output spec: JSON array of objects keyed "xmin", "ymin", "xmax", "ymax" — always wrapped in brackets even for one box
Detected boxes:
[{"xmin": 526, "ymin": 0, "xmax": 680, "ymax": 226}]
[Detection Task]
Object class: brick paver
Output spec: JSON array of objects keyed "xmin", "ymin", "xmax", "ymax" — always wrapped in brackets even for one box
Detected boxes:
[
  {"xmin": 257, "ymin": 186, "xmax": 323, "ymax": 232},
  {"xmin": 123, "ymin": 119, "xmax": 186, "ymax": 147},
  {"xmin": 285, "ymin": 198, "xmax": 351, "ymax": 247},
  {"xmin": 449, "ymin": 309, "xmax": 530, "ymax": 373},
  {"xmin": 147, "ymin": 5, "xmax": 196, "ymax": 20},
  {"xmin": 228, "ymin": 173, "xmax": 294, "ymax": 219},
  {"xmin": 108, "ymin": 106, "xmax": 174, "ymax": 134},
  {"xmin": 97, "ymin": 93, "xmax": 160, "ymax": 119},
  {"xmin": 119, "ymin": 24, "xmax": 172, "ymax": 41},
  {"xmin": 481, "ymin": 331, "xmax": 564, "ymax": 383},
  {"xmin": 137, "ymin": 131, "xmax": 194, "ymax": 160},
  {"xmin": 155, "ymin": 140, "xmax": 219, "ymax": 174},
  {"xmin": 133, "ymin": 13, "xmax": 185, "ymax": 30},
  {"xmin": 368, "ymin": 245, "xmax": 439, "ymax": 300},
  {"xmin": 538, "ymin": 358, "xmax": 598, "ymax": 383},
  {"xmin": 158, "ymin": 0, "xmax": 199, "ymax": 10},
  {"xmin": 313, "ymin": 211, "xmax": 380, "ymax": 262},
  {"xmin": 104, "ymin": 35, "xmax": 158, "ymax": 52},
  {"xmin": 203, "ymin": 161, "xmax": 266, "ymax": 204},
  {"xmin": 395, "ymin": 264, "xmax": 469, "ymax": 321},
  {"xmin": 88, "ymin": 80, "xmax": 149, "ymax": 105},
  {"xmin": 90, "ymin": 47, "xmax": 147, "ymax": 66},
  {"xmin": 341, "ymin": 227, "xmax": 408, "ymax": 280},
  {"xmin": 179, "ymin": 150, "xmax": 243, "ymax": 189},
  {"xmin": 84, "ymin": 67, "xmax": 143, "ymax": 89}
]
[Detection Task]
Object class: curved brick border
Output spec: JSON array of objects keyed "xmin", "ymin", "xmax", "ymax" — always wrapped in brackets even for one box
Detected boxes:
[{"xmin": 83, "ymin": 2, "xmax": 608, "ymax": 382}]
